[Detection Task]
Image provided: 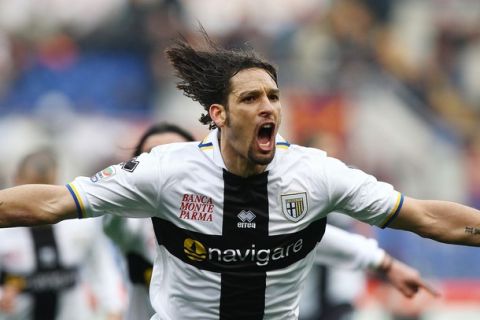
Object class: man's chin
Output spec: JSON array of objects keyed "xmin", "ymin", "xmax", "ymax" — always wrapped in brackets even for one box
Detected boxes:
[{"xmin": 249, "ymin": 150, "xmax": 275, "ymax": 166}]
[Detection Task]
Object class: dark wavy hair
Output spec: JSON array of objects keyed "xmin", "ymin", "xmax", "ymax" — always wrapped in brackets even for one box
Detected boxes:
[
  {"xmin": 165, "ymin": 29, "xmax": 278, "ymax": 129},
  {"xmin": 133, "ymin": 122, "xmax": 195, "ymax": 157}
]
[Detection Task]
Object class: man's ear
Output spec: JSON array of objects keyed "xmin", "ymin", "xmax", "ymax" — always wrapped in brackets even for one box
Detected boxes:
[{"xmin": 209, "ymin": 104, "xmax": 227, "ymax": 128}]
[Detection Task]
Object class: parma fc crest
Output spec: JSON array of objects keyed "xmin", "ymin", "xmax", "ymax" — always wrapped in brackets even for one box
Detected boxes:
[{"xmin": 281, "ymin": 192, "xmax": 308, "ymax": 222}]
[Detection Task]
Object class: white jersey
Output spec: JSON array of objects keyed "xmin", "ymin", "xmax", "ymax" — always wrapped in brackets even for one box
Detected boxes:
[
  {"xmin": 68, "ymin": 129, "xmax": 403, "ymax": 320},
  {"xmin": 102, "ymin": 217, "xmax": 384, "ymax": 320},
  {"xmin": 0, "ymin": 219, "xmax": 125, "ymax": 320}
]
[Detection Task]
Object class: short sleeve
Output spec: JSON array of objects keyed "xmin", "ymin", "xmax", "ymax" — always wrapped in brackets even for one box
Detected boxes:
[
  {"xmin": 67, "ymin": 151, "xmax": 161, "ymax": 219},
  {"xmin": 321, "ymin": 156, "xmax": 403, "ymax": 227}
]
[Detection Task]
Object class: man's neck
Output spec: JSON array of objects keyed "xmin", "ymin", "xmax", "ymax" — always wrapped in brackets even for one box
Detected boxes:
[{"xmin": 218, "ymin": 138, "xmax": 267, "ymax": 178}]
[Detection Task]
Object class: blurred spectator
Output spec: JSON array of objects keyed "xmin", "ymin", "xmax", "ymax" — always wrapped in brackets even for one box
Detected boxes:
[{"xmin": 0, "ymin": 148, "xmax": 125, "ymax": 320}]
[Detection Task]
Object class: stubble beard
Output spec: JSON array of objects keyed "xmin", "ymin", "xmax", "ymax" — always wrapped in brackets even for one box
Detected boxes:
[
  {"xmin": 248, "ymin": 147, "xmax": 275, "ymax": 166},
  {"xmin": 226, "ymin": 111, "xmax": 276, "ymax": 167}
]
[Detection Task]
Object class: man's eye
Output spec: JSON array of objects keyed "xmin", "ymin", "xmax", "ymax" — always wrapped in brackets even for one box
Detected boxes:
[
  {"xmin": 269, "ymin": 94, "xmax": 279, "ymax": 101},
  {"xmin": 243, "ymin": 96, "xmax": 256, "ymax": 103}
]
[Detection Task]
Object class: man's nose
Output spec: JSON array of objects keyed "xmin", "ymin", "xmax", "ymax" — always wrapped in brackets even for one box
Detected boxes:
[{"xmin": 259, "ymin": 96, "xmax": 275, "ymax": 117}]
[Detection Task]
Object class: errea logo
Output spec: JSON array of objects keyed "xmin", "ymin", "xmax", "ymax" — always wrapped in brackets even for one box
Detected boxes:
[{"xmin": 237, "ymin": 210, "xmax": 256, "ymax": 229}]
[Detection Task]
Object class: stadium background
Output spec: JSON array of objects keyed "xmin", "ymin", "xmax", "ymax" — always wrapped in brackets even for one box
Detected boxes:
[{"xmin": 0, "ymin": 0, "xmax": 480, "ymax": 318}]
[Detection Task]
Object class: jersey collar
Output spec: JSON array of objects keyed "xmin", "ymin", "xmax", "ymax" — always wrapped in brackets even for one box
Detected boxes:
[
  {"xmin": 198, "ymin": 129, "xmax": 226, "ymax": 169},
  {"xmin": 198, "ymin": 128, "xmax": 290, "ymax": 170}
]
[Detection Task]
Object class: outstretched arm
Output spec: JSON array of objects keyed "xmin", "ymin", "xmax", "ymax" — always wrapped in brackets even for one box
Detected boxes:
[
  {"xmin": 389, "ymin": 196, "xmax": 480, "ymax": 246},
  {"xmin": 0, "ymin": 185, "xmax": 77, "ymax": 227}
]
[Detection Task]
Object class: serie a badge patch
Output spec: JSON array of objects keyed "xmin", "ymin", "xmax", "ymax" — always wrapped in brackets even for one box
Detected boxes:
[
  {"xmin": 281, "ymin": 192, "xmax": 308, "ymax": 222},
  {"xmin": 90, "ymin": 166, "xmax": 116, "ymax": 183}
]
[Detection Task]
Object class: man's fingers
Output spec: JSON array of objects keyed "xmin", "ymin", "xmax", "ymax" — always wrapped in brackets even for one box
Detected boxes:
[
  {"xmin": 418, "ymin": 280, "xmax": 441, "ymax": 297},
  {"xmin": 402, "ymin": 286, "xmax": 417, "ymax": 298}
]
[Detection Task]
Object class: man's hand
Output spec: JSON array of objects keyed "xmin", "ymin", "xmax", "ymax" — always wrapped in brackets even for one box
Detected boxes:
[
  {"xmin": 0, "ymin": 284, "xmax": 21, "ymax": 313},
  {"xmin": 377, "ymin": 253, "xmax": 440, "ymax": 298}
]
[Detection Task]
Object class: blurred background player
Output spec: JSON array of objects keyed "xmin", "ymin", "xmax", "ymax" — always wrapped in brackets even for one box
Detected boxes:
[
  {"xmin": 299, "ymin": 131, "xmax": 373, "ymax": 320},
  {"xmin": 0, "ymin": 148, "xmax": 125, "ymax": 320},
  {"xmin": 300, "ymin": 222, "xmax": 438, "ymax": 320},
  {"xmin": 103, "ymin": 123, "xmax": 195, "ymax": 320}
]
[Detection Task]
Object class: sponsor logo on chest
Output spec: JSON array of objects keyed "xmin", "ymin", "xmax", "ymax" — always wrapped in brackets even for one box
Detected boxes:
[
  {"xmin": 183, "ymin": 238, "xmax": 304, "ymax": 267},
  {"xmin": 179, "ymin": 194, "xmax": 214, "ymax": 222}
]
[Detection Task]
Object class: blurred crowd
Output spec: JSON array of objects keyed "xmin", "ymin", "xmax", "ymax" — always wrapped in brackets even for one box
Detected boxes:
[
  {"xmin": 0, "ymin": 0, "xmax": 479, "ymax": 191},
  {"xmin": 1, "ymin": 0, "xmax": 480, "ymax": 318}
]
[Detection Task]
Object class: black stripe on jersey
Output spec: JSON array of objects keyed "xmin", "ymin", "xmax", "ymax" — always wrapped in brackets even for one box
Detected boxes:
[
  {"xmin": 151, "ymin": 216, "xmax": 326, "ymax": 273},
  {"xmin": 220, "ymin": 169, "xmax": 269, "ymax": 319},
  {"xmin": 30, "ymin": 226, "xmax": 60, "ymax": 320},
  {"xmin": 151, "ymin": 170, "xmax": 327, "ymax": 319},
  {"xmin": 126, "ymin": 252, "xmax": 153, "ymax": 287}
]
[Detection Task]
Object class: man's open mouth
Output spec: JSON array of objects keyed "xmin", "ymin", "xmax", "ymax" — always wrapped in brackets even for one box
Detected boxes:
[{"xmin": 257, "ymin": 123, "xmax": 275, "ymax": 152}]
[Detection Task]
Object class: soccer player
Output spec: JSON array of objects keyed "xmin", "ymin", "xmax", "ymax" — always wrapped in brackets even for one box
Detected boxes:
[
  {"xmin": 104, "ymin": 122, "xmax": 433, "ymax": 320},
  {"xmin": 1, "ymin": 31, "xmax": 479, "ymax": 319},
  {"xmin": 0, "ymin": 149, "xmax": 124, "ymax": 320}
]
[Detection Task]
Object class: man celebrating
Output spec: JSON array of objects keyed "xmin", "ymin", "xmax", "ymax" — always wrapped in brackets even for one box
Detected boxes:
[{"xmin": 0, "ymin": 31, "xmax": 479, "ymax": 319}]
